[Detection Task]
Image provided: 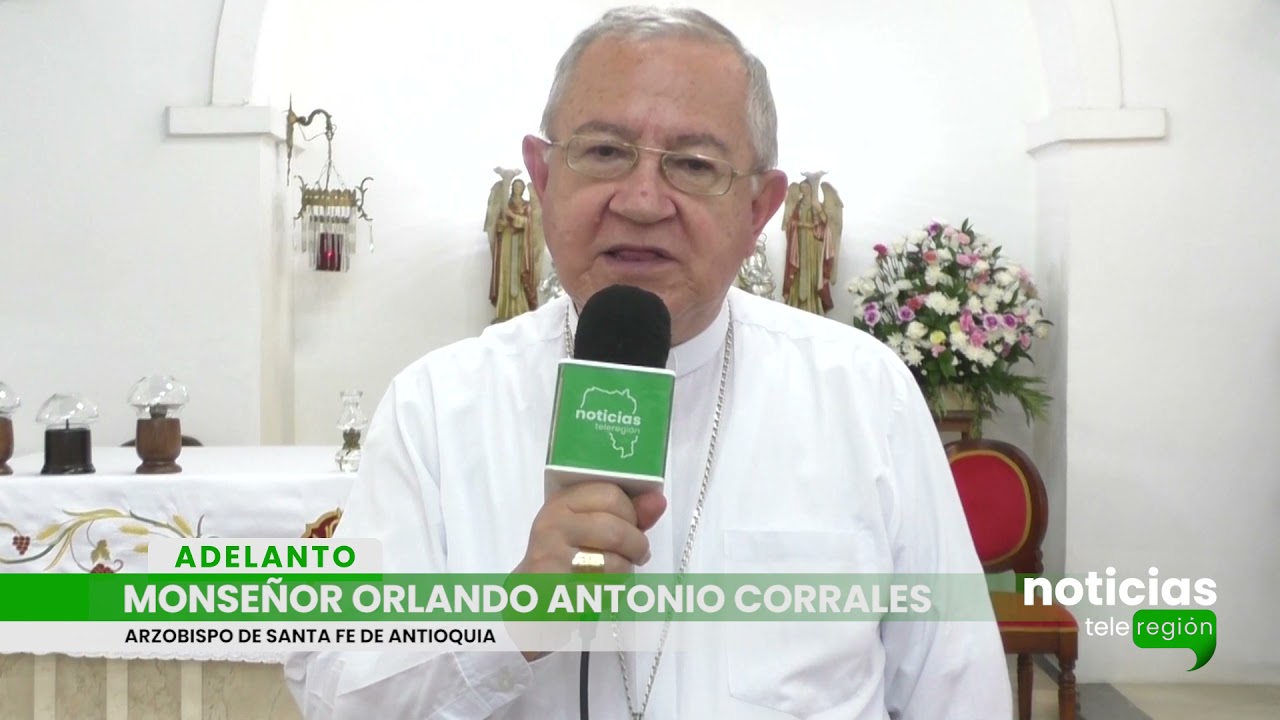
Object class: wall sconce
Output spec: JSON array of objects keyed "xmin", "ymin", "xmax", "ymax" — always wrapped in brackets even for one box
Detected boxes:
[{"xmin": 286, "ymin": 100, "xmax": 374, "ymax": 272}]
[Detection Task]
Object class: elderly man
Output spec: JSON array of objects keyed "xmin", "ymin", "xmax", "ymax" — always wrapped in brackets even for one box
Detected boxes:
[{"xmin": 287, "ymin": 6, "xmax": 1010, "ymax": 719}]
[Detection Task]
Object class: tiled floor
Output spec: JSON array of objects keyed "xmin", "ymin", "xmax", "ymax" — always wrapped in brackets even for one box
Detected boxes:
[{"xmin": 1007, "ymin": 658, "xmax": 1280, "ymax": 719}]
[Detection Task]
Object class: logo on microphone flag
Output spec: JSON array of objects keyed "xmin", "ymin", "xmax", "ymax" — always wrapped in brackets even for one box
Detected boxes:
[{"xmin": 547, "ymin": 360, "xmax": 675, "ymax": 492}]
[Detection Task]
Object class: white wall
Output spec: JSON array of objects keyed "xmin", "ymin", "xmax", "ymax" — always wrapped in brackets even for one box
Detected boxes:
[
  {"xmin": 283, "ymin": 0, "xmax": 1047, "ymax": 446},
  {"xmin": 0, "ymin": 0, "xmax": 291, "ymax": 456},
  {"xmin": 1034, "ymin": 0, "xmax": 1280, "ymax": 684}
]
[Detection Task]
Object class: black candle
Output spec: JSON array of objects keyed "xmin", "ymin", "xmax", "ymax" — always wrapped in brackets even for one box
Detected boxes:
[{"xmin": 42, "ymin": 423, "xmax": 94, "ymax": 474}]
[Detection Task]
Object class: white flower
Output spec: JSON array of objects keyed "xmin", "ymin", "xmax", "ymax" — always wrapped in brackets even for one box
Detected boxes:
[
  {"xmin": 892, "ymin": 239, "xmax": 906, "ymax": 253},
  {"xmin": 908, "ymin": 230, "xmax": 928, "ymax": 243},
  {"xmin": 1034, "ymin": 325, "xmax": 1049, "ymax": 338},
  {"xmin": 974, "ymin": 260, "xmax": 990, "ymax": 273},
  {"xmin": 901, "ymin": 345, "xmax": 923, "ymax": 366},
  {"xmin": 886, "ymin": 332, "xmax": 904, "ymax": 348},
  {"xmin": 860, "ymin": 278, "xmax": 878, "ymax": 295},
  {"xmin": 924, "ymin": 267, "xmax": 945, "ymax": 286},
  {"xmin": 935, "ymin": 248, "xmax": 953, "ymax": 262},
  {"xmin": 926, "ymin": 293, "xmax": 960, "ymax": 315},
  {"xmin": 966, "ymin": 296, "xmax": 983, "ymax": 312},
  {"xmin": 951, "ymin": 331, "xmax": 972, "ymax": 353},
  {"xmin": 906, "ymin": 321, "xmax": 928, "ymax": 340},
  {"xmin": 1027, "ymin": 309, "xmax": 1043, "ymax": 325},
  {"xmin": 994, "ymin": 271, "xmax": 1015, "ymax": 287},
  {"xmin": 976, "ymin": 349, "xmax": 998, "ymax": 367},
  {"xmin": 982, "ymin": 294, "xmax": 1000, "ymax": 313},
  {"xmin": 895, "ymin": 279, "xmax": 914, "ymax": 292}
]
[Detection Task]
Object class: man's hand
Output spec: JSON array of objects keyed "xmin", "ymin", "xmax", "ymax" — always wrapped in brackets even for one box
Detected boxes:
[
  {"xmin": 512, "ymin": 483, "xmax": 666, "ymax": 662},
  {"xmin": 514, "ymin": 482, "xmax": 667, "ymax": 575}
]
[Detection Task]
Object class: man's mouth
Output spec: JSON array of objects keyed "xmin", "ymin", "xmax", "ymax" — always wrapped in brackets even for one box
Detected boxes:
[{"xmin": 604, "ymin": 246, "xmax": 673, "ymax": 262}]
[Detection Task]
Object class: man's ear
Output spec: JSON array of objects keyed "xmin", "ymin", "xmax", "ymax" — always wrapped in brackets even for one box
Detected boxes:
[
  {"xmin": 523, "ymin": 135, "xmax": 550, "ymax": 202},
  {"xmin": 749, "ymin": 169, "xmax": 789, "ymax": 239}
]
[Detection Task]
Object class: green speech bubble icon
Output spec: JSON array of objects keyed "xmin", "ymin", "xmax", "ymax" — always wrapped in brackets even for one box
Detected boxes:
[{"xmin": 1132, "ymin": 609, "xmax": 1216, "ymax": 670}]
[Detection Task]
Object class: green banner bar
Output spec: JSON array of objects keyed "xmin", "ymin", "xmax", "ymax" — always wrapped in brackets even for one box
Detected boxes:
[{"xmin": 0, "ymin": 573, "xmax": 996, "ymax": 623}]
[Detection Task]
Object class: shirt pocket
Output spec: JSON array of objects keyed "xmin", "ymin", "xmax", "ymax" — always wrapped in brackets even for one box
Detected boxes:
[{"xmin": 722, "ymin": 527, "xmax": 888, "ymax": 718}]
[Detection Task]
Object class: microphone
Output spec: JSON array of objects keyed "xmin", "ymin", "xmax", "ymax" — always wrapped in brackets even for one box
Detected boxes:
[
  {"xmin": 547, "ymin": 285, "xmax": 674, "ymax": 720},
  {"xmin": 545, "ymin": 285, "xmax": 676, "ymax": 500}
]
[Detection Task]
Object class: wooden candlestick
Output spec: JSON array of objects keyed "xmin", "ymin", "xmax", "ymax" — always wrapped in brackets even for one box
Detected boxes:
[
  {"xmin": 42, "ymin": 425, "xmax": 94, "ymax": 475},
  {"xmin": 0, "ymin": 417, "xmax": 12, "ymax": 476},
  {"xmin": 135, "ymin": 417, "xmax": 182, "ymax": 474}
]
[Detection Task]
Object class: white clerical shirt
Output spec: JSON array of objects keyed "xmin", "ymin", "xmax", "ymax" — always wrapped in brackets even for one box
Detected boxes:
[{"xmin": 285, "ymin": 287, "xmax": 1012, "ymax": 719}]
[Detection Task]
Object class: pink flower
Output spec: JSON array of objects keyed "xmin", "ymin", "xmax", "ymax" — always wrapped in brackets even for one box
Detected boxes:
[
  {"xmin": 1019, "ymin": 333, "xmax": 1033, "ymax": 350},
  {"xmin": 907, "ymin": 295, "xmax": 927, "ymax": 311},
  {"xmin": 959, "ymin": 311, "xmax": 976, "ymax": 333},
  {"xmin": 931, "ymin": 345, "xmax": 946, "ymax": 357},
  {"xmin": 955, "ymin": 232, "xmax": 971, "ymax": 246},
  {"xmin": 924, "ymin": 250, "xmax": 939, "ymax": 264},
  {"xmin": 956, "ymin": 254, "xmax": 976, "ymax": 267},
  {"xmin": 863, "ymin": 303, "xmax": 881, "ymax": 327},
  {"xmin": 970, "ymin": 330, "xmax": 988, "ymax": 346},
  {"xmin": 873, "ymin": 244, "xmax": 889, "ymax": 258},
  {"xmin": 1000, "ymin": 343, "xmax": 1013, "ymax": 357}
]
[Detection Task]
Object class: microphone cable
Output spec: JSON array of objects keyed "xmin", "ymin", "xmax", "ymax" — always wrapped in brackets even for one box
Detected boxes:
[{"xmin": 579, "ymin": 620, "xmax": 597, "ymax": 720}]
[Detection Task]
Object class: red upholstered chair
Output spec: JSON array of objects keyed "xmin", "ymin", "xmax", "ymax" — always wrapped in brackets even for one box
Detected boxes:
[{"xmin": 945, "ymin": 439, "xmax": 1078, "ymax": 720}]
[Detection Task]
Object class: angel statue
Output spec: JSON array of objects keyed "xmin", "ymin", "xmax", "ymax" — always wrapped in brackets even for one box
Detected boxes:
[
  {"xmin": 781, "ymin": 171, "xmax": 843, "ymax": 315},
  {"xmin": 736, "ymin": 234, "xmax": 776, "ymax": 299},
  {"xmin": 483, "ymin": 167, "xmax": 545, "ymax": 323}
]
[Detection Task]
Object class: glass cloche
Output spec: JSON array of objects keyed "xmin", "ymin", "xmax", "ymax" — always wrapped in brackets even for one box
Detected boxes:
[
  {"xmin": 36, "ymin": 393, "xmax": 99, "ymax": 429},
  {"xmin": 0, "ymin": 382, "xmax": 19, "ymax": 418},
  {"xmin": 128, "ymin": 376, "xmax": 189, "ymax": 419}
]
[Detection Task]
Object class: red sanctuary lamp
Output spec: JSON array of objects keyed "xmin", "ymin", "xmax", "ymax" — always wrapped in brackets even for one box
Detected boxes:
[{"xmin": 285, "ymin": 102, "xmax": 374, "ymax": 273}]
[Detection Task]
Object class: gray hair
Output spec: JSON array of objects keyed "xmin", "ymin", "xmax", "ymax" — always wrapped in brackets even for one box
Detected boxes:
[{"xmin": 539, "ymin": 6, "xmax": 778, "ymax": 171}]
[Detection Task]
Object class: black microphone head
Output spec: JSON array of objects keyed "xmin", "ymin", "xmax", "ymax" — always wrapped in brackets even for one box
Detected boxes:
[{"xmin": 573, "ymin": 285, "xmax": 672, "ymax": 368}]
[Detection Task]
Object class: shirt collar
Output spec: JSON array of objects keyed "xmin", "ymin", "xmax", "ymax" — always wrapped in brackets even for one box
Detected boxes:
[{"xmin": 563, "ymin": 294, "xmax": 729, "ymax": 378}]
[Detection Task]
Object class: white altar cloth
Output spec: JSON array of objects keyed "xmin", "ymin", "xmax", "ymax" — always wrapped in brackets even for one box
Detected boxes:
[
  {"xmin": 1, "ymin": 446, "xmax": 354, "ymax": 661},
  {"xmin": 1, "ymin": 446, "xmax": 353, "ymax": 574}
]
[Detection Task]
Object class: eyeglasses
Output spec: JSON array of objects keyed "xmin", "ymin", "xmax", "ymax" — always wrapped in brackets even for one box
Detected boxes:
[{"xmin": 547, "ymin": 135, "xmax": 748, "ymax": 196}]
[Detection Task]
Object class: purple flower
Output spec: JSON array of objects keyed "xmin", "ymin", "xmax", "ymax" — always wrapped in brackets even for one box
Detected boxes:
[
  {"xmin": 863, "ymin": 304, "xmax": 881, "ymax": 327},
  {"xmin": 983, "ymin": 314, "xmax": 1001, "ymax": 330},
  {"xmin": 897, "ymin": 306, "xmax": 916, "ymax": 322},
  {"xmin": 927, "ymin": 222, "xmax": 943, "ymax": 235},
  {"xmin": 1003, "ymin": 313, "xmax": 1018, "ymax": 328}
]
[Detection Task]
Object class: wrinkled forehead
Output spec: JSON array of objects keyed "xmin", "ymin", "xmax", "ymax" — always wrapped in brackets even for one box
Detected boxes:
[{"xmin": 554, "ymin": 34, "xmax": 753, "ymax": 163}]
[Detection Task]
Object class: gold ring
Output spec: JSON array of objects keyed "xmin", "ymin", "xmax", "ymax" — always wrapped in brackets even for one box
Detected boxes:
[{"xmin": 570, "ymin": 550, "xmax": 606, "ymax": 573}]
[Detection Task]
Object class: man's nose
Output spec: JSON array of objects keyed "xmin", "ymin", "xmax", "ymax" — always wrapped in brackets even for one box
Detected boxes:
[{"xmin": 607, "ymin": 153, "xmax": 677, "ymax": 224}]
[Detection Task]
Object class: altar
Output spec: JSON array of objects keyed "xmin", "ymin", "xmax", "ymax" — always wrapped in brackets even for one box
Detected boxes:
[{"xmin": 0, "ymin": 446, "xmax": 352, "ymax": 720}]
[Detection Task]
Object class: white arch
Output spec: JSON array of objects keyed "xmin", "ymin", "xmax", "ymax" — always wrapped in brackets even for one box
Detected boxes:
[
  {"xmin": 211, "ymin": 0, "xmax": 270, "ymax": 105},
  {"xmin": 1025, "ymin": 0, "xmax": 1166, "ymax": 152}
]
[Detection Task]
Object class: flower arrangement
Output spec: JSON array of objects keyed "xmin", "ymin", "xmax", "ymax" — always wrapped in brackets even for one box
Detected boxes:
[{"xmin": 847, "ymin": 219, "xmax": 1051, "ymax": 432}]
